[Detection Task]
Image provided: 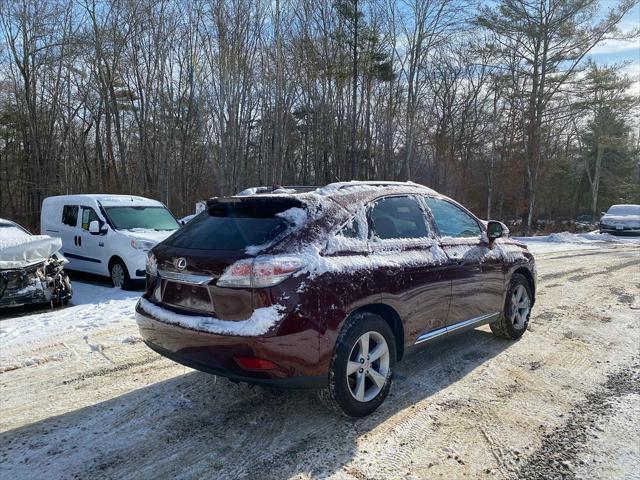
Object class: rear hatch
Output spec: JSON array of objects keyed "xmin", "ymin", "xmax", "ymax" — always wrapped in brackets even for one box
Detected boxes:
[{"xmin": 150, "ymin": 197, "xmax": 306, "ymax": 319}]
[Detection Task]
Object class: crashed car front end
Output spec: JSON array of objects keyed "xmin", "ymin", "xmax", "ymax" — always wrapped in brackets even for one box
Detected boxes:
[{"xmin": 0, "ymin": 236, "xmax": 72, "ymax": 309}]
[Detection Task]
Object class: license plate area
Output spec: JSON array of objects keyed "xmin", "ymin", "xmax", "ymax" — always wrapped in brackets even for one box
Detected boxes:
[{"xmin": 161, "ymin": 280, "xmax": 214, "ymax": 314}]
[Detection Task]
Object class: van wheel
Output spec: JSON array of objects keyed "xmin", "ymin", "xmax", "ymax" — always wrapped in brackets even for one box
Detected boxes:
[
  {"xmin": 317, "ymin": 313, "xmax": 396, "ymax": 417},
  {"xmin": 490, "ymin": 273, "xmax": 532, "ymax": 340},
  {"xmin": 110, "ymin": 259, "xmax": 132, "ymax": 289}
]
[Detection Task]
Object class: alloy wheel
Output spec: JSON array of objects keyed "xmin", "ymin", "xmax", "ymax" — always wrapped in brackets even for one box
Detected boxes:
[
  {"xmin": 111, "ymin": 263, "xmax": 125, "ymax": 288},
  {"xmin": 510, "ymin": 284, "xmax": 530, "ymax": 327},
  {"xmin": 346, "ymin": 331, "xmax": 390, "ymax": 402}
]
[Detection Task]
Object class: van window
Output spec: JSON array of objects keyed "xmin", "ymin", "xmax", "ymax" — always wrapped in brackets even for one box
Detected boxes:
[
  {"xmin": 81, "ymin": 207, "xmax": 100, "ymax": 231},
  {"xmin": 62, "ymin": 205, "xmax": 78, "ymax": 227}
]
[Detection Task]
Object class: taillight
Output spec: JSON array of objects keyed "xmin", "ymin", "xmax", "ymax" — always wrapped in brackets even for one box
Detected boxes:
[{"xmin": 217, "ymin": 256, "xmax": 304, "ymax": 288}]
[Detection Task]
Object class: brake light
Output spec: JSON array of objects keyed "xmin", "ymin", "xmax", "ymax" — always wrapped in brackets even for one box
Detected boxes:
[
  {"xmin": 234, "ymin": 356, "xmax": 279, "ymax": 371},
  {"xmin": 217, "ymin": 256, "xmax": 304, "ymax": 288}
]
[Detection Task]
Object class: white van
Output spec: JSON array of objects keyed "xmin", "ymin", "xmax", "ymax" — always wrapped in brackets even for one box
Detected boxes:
[{"xmin": 41, "ymin": 195, "xmax": 180, "ymax": 288}]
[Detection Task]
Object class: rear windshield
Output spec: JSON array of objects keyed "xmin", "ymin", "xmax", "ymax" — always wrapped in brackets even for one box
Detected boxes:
[
  {"xmin": 162, "ymin": 200, "xmax": 299, "ymax": 250},
  {"xmin": 607, "ymin": 205, "xmax": 640, "ymax": 216}
]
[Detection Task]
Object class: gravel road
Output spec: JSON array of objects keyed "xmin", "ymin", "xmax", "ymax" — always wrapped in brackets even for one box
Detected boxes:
[{"xmin": 1, "ymin": 246, "xmax": 638, "ymax": 479}]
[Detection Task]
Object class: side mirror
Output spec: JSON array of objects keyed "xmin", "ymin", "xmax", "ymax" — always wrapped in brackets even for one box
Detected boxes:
[
  {"xmin": 486, "ymin": 220, "xmax": 505, "ymax": 248},
  {"xmin": 88, "ymin": 220, "xmax": 100, "ymax": 234}
]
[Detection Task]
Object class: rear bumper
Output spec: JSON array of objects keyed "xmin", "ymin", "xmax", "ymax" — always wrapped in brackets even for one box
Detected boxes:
[
  {"xmin": 135, "ymin": 300, "xmax": 326, "ymax": 389},
  {"xmin": 143, "ymin": 340, "xmax": 325, "ymax": 388}
]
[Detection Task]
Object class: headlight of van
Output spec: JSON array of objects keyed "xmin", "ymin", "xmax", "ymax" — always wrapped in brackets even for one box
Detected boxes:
[
  {"xmin": 146, "ymin": 252, "xmax": 158, "ymax": 276},
  {"xmin": 131, "ymin": 239, "xmax": 155, "ymax": 251}
]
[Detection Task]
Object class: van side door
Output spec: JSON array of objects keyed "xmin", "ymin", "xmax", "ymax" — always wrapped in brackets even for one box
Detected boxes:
[{"xmin": 75, "ymin": 205, "xmax": 106, "ymax": 274}]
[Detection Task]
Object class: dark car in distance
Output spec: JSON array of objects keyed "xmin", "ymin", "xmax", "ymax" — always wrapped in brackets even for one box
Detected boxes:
[{"xmin": 136, "ymin": 181, "xmax": 536, "ymax": 416}]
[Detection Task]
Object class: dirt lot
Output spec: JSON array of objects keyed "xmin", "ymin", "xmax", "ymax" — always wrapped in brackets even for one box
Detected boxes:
[{"xmin": 1, "ymin": 246, "xmax": 639, "ymax": 479}]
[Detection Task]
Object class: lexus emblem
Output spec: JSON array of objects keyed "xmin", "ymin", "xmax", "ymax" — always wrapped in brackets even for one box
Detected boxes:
[{"xmin": 175, "ymin": 257, "xmax": 187, "ymax": 270}]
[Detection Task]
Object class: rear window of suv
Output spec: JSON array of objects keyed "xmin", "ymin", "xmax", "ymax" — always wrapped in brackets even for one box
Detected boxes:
[{"xmin": 163, "ymin": 200, "xmax": 300, "ymax": 250}]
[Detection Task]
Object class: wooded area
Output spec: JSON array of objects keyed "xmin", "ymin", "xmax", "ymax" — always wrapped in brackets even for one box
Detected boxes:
[{"xmin": 1, "ymin": 0, "xmax": 638, "ymax": 232}]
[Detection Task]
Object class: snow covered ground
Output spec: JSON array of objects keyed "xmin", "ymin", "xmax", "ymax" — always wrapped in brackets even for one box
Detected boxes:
[
  {"xmin": 0, "ymin": 279, "xmax": 138, "ymax": 355},
  {"xmin": 516, "ymin": 230, "xmax": 640, "ymax": 254},
  {"xmin": 0, "ymin": 235, "xmax": 638, "ymax": 479}
]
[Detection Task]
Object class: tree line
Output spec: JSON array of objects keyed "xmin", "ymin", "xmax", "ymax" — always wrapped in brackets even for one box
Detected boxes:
[{"xmin": 0, "ymin": 0, "xmax": 638, "ymax": 232}]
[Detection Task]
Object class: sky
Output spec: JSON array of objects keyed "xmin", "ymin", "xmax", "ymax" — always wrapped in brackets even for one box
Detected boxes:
[{"xmin": 585, "ymin": 1, "xmax": 640, "ymax": 92}]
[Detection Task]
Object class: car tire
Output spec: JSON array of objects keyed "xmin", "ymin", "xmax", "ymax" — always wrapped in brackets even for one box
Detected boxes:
[
  {"xmin": 490, "ymin": 273, "xmax": 532, "ymax": 340},
  {"xmin": 110, "ymin": 259, "xmax": 133, "ymax": 290},
  {"xmin": 317, "ymin": 312, "xmax": 396, "ymax": 417}
]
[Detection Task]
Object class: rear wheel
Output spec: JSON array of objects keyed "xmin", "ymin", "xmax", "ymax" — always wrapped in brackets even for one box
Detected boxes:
[
  {"xmin": 110, "ymin": 259, "xmax": 133, "ymax": 290},
  {"xmin": 490, "ymin": 273, "xmax": 532, "ymax": 339},
  {"xmin": 318, "ymin": 313, "xmax": 396, "ymax": 417}
]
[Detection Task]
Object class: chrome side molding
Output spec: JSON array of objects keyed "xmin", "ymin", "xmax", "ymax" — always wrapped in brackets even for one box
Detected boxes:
[
  {"xmin": 415, "ymin": 312, "xmax": 500, "ymax": 345},
  {"xmin": 414, "ymin": 326, "xmax": 447, "ymax": 344},
  {"xmin": 157, "ymin": 269, "xmax": 214, "ymax": 286}
]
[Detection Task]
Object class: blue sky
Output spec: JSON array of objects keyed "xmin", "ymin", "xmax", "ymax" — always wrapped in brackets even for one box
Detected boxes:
[{"xmin": 586, "ymin": 1, "xmax": 639, "ymax": 83}]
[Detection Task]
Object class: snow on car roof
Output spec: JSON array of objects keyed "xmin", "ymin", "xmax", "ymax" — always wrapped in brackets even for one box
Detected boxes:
[
  {"xmin": 235, "ymin": 181, "xmax": 437, "ymax": 199},
  {"xmin": 315, "ymin": 180, "xmax": 437, "ymax": 196}
]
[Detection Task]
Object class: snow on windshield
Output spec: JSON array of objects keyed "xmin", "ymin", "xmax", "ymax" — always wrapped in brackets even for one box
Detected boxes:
[{"xmin": 245, "ymin": 207, "xmax": 309, "ymax": 255}]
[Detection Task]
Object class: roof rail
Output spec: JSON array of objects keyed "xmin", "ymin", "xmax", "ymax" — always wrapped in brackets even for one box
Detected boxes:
[
  {"xmin": 335, "ymin": 181, "xmax": 421, "ymax": 189},
  {"xmin": 236, "ymin": 185, "xmax": 320, "ymax": 196}
]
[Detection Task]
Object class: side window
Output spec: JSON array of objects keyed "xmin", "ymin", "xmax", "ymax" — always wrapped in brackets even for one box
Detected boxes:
[
  {"xmin": 424, "ymin": 197, "xmax": 481, "ymax": 238},
  {"xmin": 337, "ymin": 217, "xmax": 360, "ymax": 239},
  {"xmin": 81, "ymin": 207, "xmax": 100, "ymax": 231},
  {"xmin": 62, "ymin": 205, "xmax": 78, "ymax": 227},
  {"xmin": 369, "ymin": 196, "xmax": 428, "ymax": 240}
]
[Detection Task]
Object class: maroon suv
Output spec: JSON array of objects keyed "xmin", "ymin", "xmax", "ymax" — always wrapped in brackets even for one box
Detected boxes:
[{"xmin": 136, "ymin": 181, "xmax": 536, "ymax": 416}]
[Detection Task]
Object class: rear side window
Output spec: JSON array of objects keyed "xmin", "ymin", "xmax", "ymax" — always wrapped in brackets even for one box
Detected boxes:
[
  {"xmin": 337, "ymin": 218, "xmax": 360, "ymax": 239},
  {"xmin": 424, "ymin": 197, "xmax": 481, "ymax": 238},
  {"xmin": 163, "ymin": 201, "xmax": 299, "ymax": 250},
  {"xmin": 62, "ymin": 205, "xmax": 78, "ymax": 227},
  {"xmin": 369, "ymin": 196, "xmax": 428, "ymax": 240},
  {"xmin": 81, "ymin": 207, "xmax": 100, "ymax": 231}
]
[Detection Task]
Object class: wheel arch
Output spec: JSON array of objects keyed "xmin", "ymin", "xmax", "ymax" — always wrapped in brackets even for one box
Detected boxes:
[
  {"xmin": 108, "ymin": 255, "xmax": 129, "ymax": 275},
  {"xmin": 512, "ymin": 266, "xmax": 535, "ymax": 305},
  {"xmin": 347, "ymin": 303, "xmax": 405, "ymax": 361}
]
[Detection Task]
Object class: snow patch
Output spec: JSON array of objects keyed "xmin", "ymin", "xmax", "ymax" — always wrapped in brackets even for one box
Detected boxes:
[
  {"xmin": 515, "ymin": 231, "xmax": 640, "ymax": 254},
  {"xmin": 245, "ymin": 207, "xmax": 309, "ymax": 255},
  {"xmin": 137, "ymin": 298, "xmax": 285, "ymax": 336},
  {"xmin": 314, "ymin": 180, "xmax": 436, "ymax": 196}
]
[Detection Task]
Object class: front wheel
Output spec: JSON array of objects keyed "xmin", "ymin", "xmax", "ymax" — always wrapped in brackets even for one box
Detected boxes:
[
  {"xmin": 110, "ymin": 259, "xmax": 133, "ymax": 290},
  {"xmin": 318, "ymin": 313, "xmax": 396, "ymax": 417},
  {"xmin": 490, "ymin": 273, "xmax": 532, "ymax": 339}
]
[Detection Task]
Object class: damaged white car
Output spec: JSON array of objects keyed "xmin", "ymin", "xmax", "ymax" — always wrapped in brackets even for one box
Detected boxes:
[{"xmin": 0, "ymin": 218, "xmax": 72, "ymax": 309}]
